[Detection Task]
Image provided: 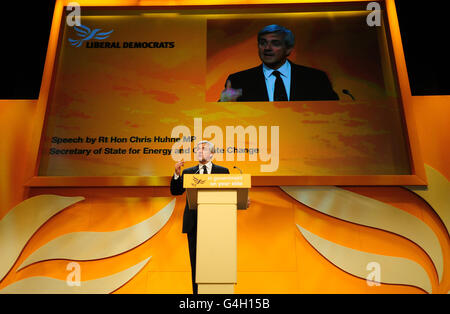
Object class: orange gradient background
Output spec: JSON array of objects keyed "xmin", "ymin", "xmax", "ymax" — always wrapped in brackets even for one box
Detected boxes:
[{"xmin": 0, "ymin": 0, "xmax": 448, "ymax": 294}]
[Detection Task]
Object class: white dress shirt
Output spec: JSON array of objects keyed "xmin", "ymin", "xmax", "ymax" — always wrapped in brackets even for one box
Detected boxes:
[
  {"xmin": 173, "ymin": 161, "xmax": 212, "ymax": 180},
  {"xmin": 262, "ymin": 60, "xmax": 291, "ymax": 101}
]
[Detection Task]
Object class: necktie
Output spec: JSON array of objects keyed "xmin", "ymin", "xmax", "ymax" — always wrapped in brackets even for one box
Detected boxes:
[
  {"xmin": 273, "ymin": 71, "xmax": 288, "ymax": 101},
  {"xmin": 202, "ymin": 165, "xmax": 208, "ymax": 174}
]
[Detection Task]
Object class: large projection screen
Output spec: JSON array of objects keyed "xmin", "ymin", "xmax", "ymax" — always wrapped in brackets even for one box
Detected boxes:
[{"xmin": 30, "ymin": 1, "xmax": 426, "ymax": 186}]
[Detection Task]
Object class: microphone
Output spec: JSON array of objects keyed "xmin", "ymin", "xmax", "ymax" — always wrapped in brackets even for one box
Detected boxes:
[
  {"xmin": 342, "ymin": 89, "xmax": 355, "ymax": 101},
  {"xmin": 233, "ymin": 166, "xmax": 243, "ymax": 174}
]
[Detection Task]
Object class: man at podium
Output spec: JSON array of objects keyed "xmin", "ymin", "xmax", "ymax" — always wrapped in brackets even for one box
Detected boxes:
[{"xmin": 170, "ymin": 140, "xmax": 229, "ymax": 294}]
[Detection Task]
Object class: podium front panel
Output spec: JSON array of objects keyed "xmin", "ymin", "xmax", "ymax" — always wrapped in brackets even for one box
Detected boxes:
[{"xmin": 196, "ymin": 192, "xmax": 237, "ymax": 284}]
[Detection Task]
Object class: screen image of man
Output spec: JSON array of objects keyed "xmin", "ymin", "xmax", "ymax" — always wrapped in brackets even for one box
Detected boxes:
[
  {"xmin": 170, "ymin": 140, "xmax": 230, "ymax": 294},
  {"xmin": 220, "ymin": 24, "xmax": 339, "ymax": 102}
]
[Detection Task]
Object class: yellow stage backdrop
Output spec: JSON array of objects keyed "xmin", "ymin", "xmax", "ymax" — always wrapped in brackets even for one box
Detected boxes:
[{"xmin": 0, "ymin": 0, "xmax": 449, "ymax": 294}]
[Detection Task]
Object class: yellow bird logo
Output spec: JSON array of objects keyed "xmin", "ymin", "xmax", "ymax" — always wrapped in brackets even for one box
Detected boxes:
[{"xmin": 191, "ymin": 176, "xmax": 206, "ymax": 187}]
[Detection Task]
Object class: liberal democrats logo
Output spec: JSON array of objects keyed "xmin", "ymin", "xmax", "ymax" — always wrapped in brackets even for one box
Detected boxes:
[{"xmin": 68, "ymin": 24, "xmax": 114, "ymax": 48}]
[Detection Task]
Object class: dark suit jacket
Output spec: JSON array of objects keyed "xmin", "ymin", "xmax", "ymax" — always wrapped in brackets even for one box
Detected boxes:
[
  {"xmin": 170, "ymin": 163, "xmax": 230, "ymax": 234},
  {"xmin": 226, "ymin": 61, "xmax": 339, "ymax": 101}
]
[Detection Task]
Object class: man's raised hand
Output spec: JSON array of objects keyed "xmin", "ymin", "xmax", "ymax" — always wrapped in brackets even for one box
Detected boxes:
[
  {"xmin": 175, "ymin": 159, "xmax": 184, "ymax": 176},
  {"xmin": 220, "ymin": 80, "xmax": 242, "ymax": 102}
]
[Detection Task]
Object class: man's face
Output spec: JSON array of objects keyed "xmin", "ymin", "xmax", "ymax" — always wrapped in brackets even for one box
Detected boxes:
[
  {"xmin": 258, "ymin": 32, "xmax": 293, "ymax": 69},
  {"xmin": 196, "ymin": 143, "xmax": 213, "ymax": 163}
]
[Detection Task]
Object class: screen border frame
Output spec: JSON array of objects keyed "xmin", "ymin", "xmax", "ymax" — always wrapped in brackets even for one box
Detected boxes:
[{"xmin": 26, "ymin": 0, "xmax": 427, "ymax": 187}]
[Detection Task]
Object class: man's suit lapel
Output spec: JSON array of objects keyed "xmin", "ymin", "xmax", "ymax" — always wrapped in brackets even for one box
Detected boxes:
[
  {"xmin": 290, "ymin": 64, "xmax": 296, "ymax": 101},
  {"xmin": 186, "ymin": 165, "xmax": 199, "ymax": 175},
  {"xmin": 256, "ymin": 65, "xmax": 269, "ymax": 101},
  {"xmin": 289, "ymin": 60, "xmax": 300, "ymax": 101}
]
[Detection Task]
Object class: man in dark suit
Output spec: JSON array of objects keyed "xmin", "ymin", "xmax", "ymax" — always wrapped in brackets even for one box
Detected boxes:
[
  {"xmin": 220, "ymin": 24, "xmax": 339, "ymax": 102},
  {"xmin": 170, "ymin": 140, "xmax": 229, "ymax": 294}
]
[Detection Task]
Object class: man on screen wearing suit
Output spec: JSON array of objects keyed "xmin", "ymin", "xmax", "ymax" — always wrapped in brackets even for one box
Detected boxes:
[
  {"xmin": 170, "ymin": 140, "xmax": 229, "ymax": 294},
  {"xmin": 220, "ymin": 24, "xmax": 339, "ymax": 102}
]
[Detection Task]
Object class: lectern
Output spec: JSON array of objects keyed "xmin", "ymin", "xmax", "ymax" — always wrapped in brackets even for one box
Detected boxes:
[{"xmin": 183, "ymin": 173, "xmax": 251, "ymax": 294}]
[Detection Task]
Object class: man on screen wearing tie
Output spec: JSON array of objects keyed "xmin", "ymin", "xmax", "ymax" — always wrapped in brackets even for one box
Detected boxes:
[
  {"xmin": 220, "ymin": 24, "xmax": 339, "ymax": 102},
  {"xmin": 170, "ymin": 140, "xmax": 229, "ymax": 294}
]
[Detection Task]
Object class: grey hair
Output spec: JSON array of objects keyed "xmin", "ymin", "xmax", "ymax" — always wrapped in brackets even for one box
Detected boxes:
[
  {"xmin": 197, "ymin": 140, "xmax": 215, "ymax": 153},
  {"xmin": 257, "ymin": 24, "xmax": 295, "ymax": 49}
]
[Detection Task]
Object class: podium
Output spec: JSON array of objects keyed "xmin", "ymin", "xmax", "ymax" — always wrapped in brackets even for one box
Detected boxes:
[{"xmin": 183, "ymin": 173, "xmax": 251, "ymax": 294}]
